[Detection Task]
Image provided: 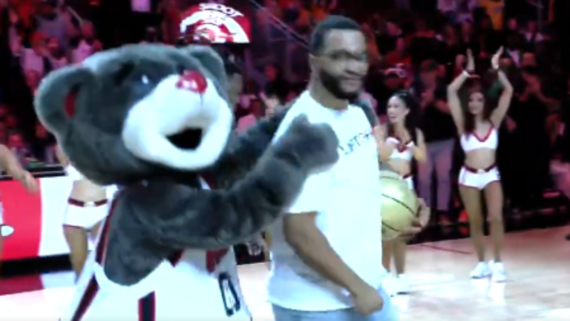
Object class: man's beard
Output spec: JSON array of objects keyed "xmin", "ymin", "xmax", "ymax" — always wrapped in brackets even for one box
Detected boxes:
[{"xmin": 319, "ymin": 69, "xmax": 360, "ymax": 102}]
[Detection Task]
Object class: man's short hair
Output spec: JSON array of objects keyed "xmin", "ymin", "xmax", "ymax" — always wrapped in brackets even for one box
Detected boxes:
[{"xmin": 310, "ymin": 15, "xmax": 361, "ymax": 55}]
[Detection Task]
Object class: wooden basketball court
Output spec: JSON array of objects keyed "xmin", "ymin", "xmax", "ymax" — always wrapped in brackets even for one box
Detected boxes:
[{"xmin": 1, "ymin": 227, "xmax": 569, "ymax": 320}]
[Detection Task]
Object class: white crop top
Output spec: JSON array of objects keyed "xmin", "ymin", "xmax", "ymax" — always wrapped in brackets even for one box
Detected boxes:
[
  {"xmin": 386, "ymin": 136, "xmax": 413, "ymax": 161},
  {"xmin": 66, "ymin": 165, "xmax": 84, "ymax": 181},
  {"xmin": 460, "ymin": 126, "xmax": 498, "ymax": 152}
]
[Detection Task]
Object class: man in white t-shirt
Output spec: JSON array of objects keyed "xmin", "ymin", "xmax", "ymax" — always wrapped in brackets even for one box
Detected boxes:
[{"xmin": 268, "ymin": 16, "xmax": 398, "ymax": 321}]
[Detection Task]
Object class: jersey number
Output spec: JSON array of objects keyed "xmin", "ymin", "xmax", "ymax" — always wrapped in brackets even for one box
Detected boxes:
[{"xmin": 218, "ymin": 272, "xmax": 240, "ymax": 316}]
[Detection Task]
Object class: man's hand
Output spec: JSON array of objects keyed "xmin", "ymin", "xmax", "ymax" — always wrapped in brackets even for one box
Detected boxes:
[
  {"xmin": 17, "ymin": 171, "xmax": 39, "ymax": 193},
  {"xmin": 352, "ymin": 285, "xmax": 385, "ymax": 316}
]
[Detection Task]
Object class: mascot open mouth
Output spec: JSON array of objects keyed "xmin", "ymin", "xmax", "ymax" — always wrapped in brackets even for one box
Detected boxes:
[
  {"xmin": 122, "ymin": 72, "xmax": 234, "ymax": 170},
  {"xmin": 167, "ymin": 128, "xmax": 203, "ymax": 150}
]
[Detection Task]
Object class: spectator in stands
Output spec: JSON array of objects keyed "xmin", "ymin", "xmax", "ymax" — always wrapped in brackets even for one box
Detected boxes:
[
  {"xmin": 409, "ymin": 19, "xmax": 439, "ymax": 65},
  {"xmin": 509, "ymin": 66, "xmax": 554, "ymax": 207},
  {"xmin": 479, "ymin": 0, "xmax": 504, "ymax": 30},
  {"xmin": 33, "ymin": 122, "xmax": 56, "ymax": 164},
  {"xmin": 506, "ymin": 17, "xmax": 518, "ymax": 32},
  {"xmin": 70, "ymin": 21, "xmax": 102, "ymax": 64},
  {"xmin": 157, "ymin": 0, "xmax": 180, "ymax": 44},
  {"xmin": 437, "ymin": 23, "xmax": 461, "ymax": 67},
  {"xmin": 504, "ymin": 31, "xmax": 523, "ymax": 66},
  {"xmin": 0, "ymin": 104, "xmax": 8, "ymax": 121},
  {"xmin": 384, "ymin": 37, "xmax": 410, "ymax": 67},
  {"xmin": 520, "ymin": 51, "xmax": 537, "ymax": 68},
  {"xmin": 140, "ymin": 26, "xmax": 160, "ymax": 44},
  {"xmin": 6, "ymin": 130, "xmax": 30, "ymax": 167},
  {"xmin": 375, "ymin": 18, "xmax": 403, "ymax": 55},
  {"xmin": 5, "ymin": 114, "xmax": 19, "ymax": 131},
  {"xmin": 263, "ymin": 64, "xmax": 289, "ymax": 101},
  {"xmin": 547, "ymin": 113, "xmax": 570, "ymax": 200},
  {"xmin": 290, "ymin": 0, "xmax": 311, "ymax": 36},
  {"xmin": 36, "ymin": 0, "xmax": 68, "ymax": 52},
  {"xmin": 459, "ymin": 20, "xmax": 478, "ymax": 52},
  {"xmin": 362, "ymin": 22, "xmax": 381, "ymax": 67},
  {"xmin": 236, "ymin": 98, "xmax": 264, "ymax": 132},
  {"xmin": 310, "ymin": 0, "xmax": 336, "ymax": 24},
  {"xmin": 370, "ymin": 67, "xmax": 407, "ymax": 117},
  {"xmin": 448, "ymin": 53, "xmax": 466, "ymax": 81},
  {"xmin": 414, "ymin": 59, "xmax": 455, "ymax": 224},
  {"xmin": 57, "ymin": 0, "xmax": 80, "ymax": 40},
  {"xmin": 24, "ymin": 69, "xmax": 41, "ymax": 95},
  {"xmin": 20, "ymin": 32, "xmax": 52, "ymax": 78},
  {"xmin": 46, "ymin": 36, "xmax": 67, "ymax": 69},
  {"xmin": 523, "ymin": 20, "xmax": 545, "ymax": 46}
]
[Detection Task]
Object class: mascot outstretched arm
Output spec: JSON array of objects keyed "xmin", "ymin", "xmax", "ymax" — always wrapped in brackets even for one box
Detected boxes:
[
  {"xmin": 121, "ymin": 113, "xmax": 334, "ymax": 250},
  {"xmin": 35, "ymin": 44, "xmax": 338, "ymax": 320}
]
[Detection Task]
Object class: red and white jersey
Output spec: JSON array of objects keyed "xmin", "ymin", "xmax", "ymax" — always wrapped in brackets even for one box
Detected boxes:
[{"xmin": 61, "ymin": 180, "xmax": 251, "ymax": 321}]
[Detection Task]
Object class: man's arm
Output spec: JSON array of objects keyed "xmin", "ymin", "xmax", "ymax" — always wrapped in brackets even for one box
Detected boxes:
[
  {"xmin": 280, "ymin": 170, "xmax": 372, "ymax": 296},
  {"xmin": 284, "ymin": 212, "xmax": 370, "ymax": 295}
]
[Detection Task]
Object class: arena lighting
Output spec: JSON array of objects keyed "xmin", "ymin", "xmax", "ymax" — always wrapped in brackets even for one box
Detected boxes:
[{"xmin": 179, "ymin": 3, "xmax": 251, "ymax": 44}]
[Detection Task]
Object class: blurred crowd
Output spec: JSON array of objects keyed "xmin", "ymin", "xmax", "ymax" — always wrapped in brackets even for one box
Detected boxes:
[
  {"xmin": 1, "ymin": 0, "xmax": 569, "ymax": 216},
  {"xmin": 0, "ymin": 0, "xmax": 103, "ymax": 168}
]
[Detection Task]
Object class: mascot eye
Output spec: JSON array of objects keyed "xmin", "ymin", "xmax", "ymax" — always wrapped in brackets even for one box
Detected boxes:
[
  {"xmin": 141, "ymin": 75, "xmax": 150, "ymax": 84},
  {"xmin": 113, "ymin": 62, "xmax": 136, "ymax": 84}
]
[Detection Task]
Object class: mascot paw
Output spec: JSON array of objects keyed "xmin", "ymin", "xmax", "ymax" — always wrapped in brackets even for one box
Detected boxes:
[{"xmin": 275, "ymin": 114, "xmax": 339, "ymax": 169}]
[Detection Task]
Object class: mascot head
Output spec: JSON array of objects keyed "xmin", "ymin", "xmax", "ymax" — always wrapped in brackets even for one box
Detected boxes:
[{"xmin": 35, "ymin": 44, "xmax": 233, "ymax": 185}]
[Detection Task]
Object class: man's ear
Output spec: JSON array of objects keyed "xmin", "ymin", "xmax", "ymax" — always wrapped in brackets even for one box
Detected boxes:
[
  {"xmin": 308, "ymin": 54, "xmax": 318, "ymax": 73},
  {"xmin": 34, "ymin": 66, "xmax": 96, "ymax": 137}
]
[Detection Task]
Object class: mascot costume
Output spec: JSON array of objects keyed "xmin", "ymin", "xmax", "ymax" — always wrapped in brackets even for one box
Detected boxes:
[{"xmin": 34, "ymin": 44, "xmax": 339, "ymax": 320}]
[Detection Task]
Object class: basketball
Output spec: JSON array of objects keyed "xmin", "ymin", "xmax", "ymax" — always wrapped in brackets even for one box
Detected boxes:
[{"xmin": 380, "ymin": 171, "xmax": 418, "ymax": 240}]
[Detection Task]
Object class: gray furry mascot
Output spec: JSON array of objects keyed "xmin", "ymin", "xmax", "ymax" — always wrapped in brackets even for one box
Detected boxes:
[{"xmin": 34, "ymin": 44, "xmax": 338, "ymax": 320}]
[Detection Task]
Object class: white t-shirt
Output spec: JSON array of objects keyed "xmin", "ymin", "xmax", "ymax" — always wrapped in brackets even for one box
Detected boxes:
[{"xmin": 267, "ymin": 91, "xmax": 383, "ymax": 311}]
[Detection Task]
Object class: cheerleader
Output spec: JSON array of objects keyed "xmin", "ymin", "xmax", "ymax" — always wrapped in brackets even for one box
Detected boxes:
[
  {"xmin": 377, "ymin": 91, "xmax": 427, "ymax": 295},
  {"xmin": 55, "ymin": 146, "xmax": 110, "ymax": 279},
  {"xmin": 447, "ymin": 47, "xmax": 513, "ymax": 282}
]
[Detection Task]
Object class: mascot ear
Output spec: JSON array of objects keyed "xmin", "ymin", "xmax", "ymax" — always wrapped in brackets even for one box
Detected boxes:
[
  {"xmin": 182, "ymin": 45, "xmax": 227, "ymax": 90},
  {"xmin": 35, "ymin": 66, "xmax": 96, "ymax": 136}
]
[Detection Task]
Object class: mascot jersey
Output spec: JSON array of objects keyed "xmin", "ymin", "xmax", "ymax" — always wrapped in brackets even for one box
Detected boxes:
[{"xmin": 62, "ymin": 178, "xmax": 251, "ymax": 321}]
